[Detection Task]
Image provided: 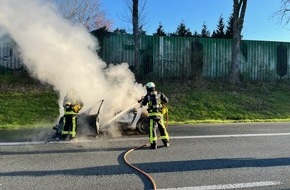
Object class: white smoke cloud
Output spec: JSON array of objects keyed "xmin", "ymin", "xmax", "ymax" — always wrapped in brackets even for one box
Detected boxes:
[{"xmin": 0, "ymin": 0, "xmax": 146, "ymax": 130}]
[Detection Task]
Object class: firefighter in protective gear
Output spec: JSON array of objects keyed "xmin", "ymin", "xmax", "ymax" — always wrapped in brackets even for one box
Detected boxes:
[
  {"xmin": 140, "ymin": 82, "xmax": 169, "ymax": 149},
  {"xmin": 61, "ymin": 88, "xmax": 84, "ymax": 139}
]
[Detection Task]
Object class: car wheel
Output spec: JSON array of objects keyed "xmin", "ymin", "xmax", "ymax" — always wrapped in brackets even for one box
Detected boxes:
[{"xmin": 137, "ymin": 119, "xmax": 149, "ymax": 134}]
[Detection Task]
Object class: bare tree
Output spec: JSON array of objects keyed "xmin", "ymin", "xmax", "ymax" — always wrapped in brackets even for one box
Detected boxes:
[
  {"xmin": 275, "ymin": 0, "xmax": 290, "ymax": 25},
  {"xmin": 121, "ymin": 0, "xmax": 148, "ymax": 78},
  {"xmin": 121, "ymin": 0, "xmax": 148, "ymax": 33},
  {"xmin": 229, "ymin": 0, "xmax": 247, "ymax": 85},
  {"xmin": 132, "ymin": 0, "xmax": 141, "ymax": 77},
  {"xmin": 52, "ymin": 0, "xmax": 111, "ymax": 31}
]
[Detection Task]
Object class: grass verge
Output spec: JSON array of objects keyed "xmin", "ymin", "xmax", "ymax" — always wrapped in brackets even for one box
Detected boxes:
[
  {"xmin": 2, "ymin": 73, "xmax": 290, "ymax": 129},
  {"xmin": 158, "ymin": 79, "xmax": 290, "ymax": 124}
]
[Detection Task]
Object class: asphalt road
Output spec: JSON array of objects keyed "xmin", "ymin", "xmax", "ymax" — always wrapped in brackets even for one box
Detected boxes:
[{"xmin": 1, "ymin": 122, "xmax": 290, "ymax": 190}]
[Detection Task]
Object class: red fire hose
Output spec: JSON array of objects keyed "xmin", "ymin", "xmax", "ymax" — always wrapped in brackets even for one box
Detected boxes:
[
  {"xmin": 123, "ymin": 107, "xmax": 169, "ymax": 190},
  {"xmin": 124, "ymin": 144, "xmax": 157, "ymax": 190}
]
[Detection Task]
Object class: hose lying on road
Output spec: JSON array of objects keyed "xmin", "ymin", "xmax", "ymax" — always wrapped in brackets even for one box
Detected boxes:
[
  {"xmin": 123, "ymin": 110, "xmax": 169, "ymax": 190},
  {"xmin": 124, "ymin": 143, "xmax": 157, "ymax": 190}
]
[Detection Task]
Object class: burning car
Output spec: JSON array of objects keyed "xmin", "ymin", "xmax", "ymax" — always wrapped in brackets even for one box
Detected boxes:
[
  {"xmin": 114, "ymin": 105, "xmax": 150, "ymax": 134},
  {"xmin": 53, "ymin": 100, "xmax": 150, "ymax": 140}
]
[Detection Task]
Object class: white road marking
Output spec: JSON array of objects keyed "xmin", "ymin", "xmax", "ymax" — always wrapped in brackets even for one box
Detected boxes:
[
  {"xmin": 159, "ymin": 181, "xmax": 282, "ymax": 190},
  {"xmin": 2, "ymin": 132, "xmax": 290, "ymax": 145},
  {"xmin": 111, "ymin": 132, "xmax": 290, "ymax": 141},
  {"xmin": 171, "ymin": 132, "xmax": 290, "ymax": 139},
  {"xmin": 0, "ymin": 139, "xmax": 94, "ymax": 146}
]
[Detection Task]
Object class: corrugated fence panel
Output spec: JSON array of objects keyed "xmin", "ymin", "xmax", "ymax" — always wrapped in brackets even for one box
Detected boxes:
[
  {"xmin": 242, "ymin": 40, "xmax": 290, "ymax": 81},
  {"xmin": 4, "ymin": 33, "xmax": 290, "ymax": 81},
  {"xmin": 0, "ymin": 43, "xmax": 23, "ymax": 70},
  {"xmin": 200, "ymin": 38, "xmax": 231, "ymax": 80},
  {"xmin": 160, "ymin": 36, "xmax": 191, "ymax": 78},
  {"xmin": 102, "ymin": 34, "xmax": 135, "ymax": 65},
  {"xmin": 102, "ymin": 35, "xmax": 204, "ymax": 79}
]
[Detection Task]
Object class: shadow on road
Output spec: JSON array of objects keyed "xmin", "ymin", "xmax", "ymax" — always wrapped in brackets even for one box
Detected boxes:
[{"xmin": 1, "ymin": 157, "xmax": 290, "ymax": 177}]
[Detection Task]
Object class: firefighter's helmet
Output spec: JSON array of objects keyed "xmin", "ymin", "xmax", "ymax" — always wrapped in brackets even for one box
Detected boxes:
[
  {"xmin": 146, "ymin": 82, "xmax": 155, "ymax": 92},
  {"xmin": 64, "ymin": 101, "xmax": 71, "ymax": 106},
  {"xmin": 64, "ymin": 101, "xmax": 72, "ymax": 111}
]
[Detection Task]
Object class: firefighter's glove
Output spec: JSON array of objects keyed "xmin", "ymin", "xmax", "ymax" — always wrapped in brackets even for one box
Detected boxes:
[
  {"xmin": 72, "ymin": 104, "xmax": 81, "ymax": 113},
  {"xmin": 138, "ymin": 96, "xmax": 144, "ymax": 103},
  {"xmin": 161, "ymin": 106, "xmax": 168, "ymax": 115}
]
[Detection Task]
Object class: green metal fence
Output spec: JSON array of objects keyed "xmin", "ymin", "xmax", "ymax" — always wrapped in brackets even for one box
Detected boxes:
[
  {"xmin": 1, "ymin": 33, "xmax": 290, "ymax": 81},
  {"xmin": 101, "ymin": 34, "xmax": 290, "ymax": 81},
  {"xmin": 0, "ymin": 43, "xmax": 23, "ymax": 70}
]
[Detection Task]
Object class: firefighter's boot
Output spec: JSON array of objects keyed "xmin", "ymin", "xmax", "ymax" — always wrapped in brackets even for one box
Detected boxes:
[
  {"xmin": 162, "ymin": 139, "xmax": 170, "ymax": 147},
  {"xmin": 150, "ymin": 142, "xmax": 157, "ymax": 149}
]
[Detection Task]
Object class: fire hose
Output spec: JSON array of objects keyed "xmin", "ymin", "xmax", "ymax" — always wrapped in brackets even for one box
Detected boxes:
[
  {"xmin": 124, "ymin": 144, "xmax": 157, "ymax": 190},
  {"xmin": 123, "ymin": 107, "xmax": 169, "ymax": 190}
]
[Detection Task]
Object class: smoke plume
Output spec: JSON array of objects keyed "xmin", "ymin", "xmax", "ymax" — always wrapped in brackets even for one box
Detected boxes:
[{"xmin": 0, "ymin": 0, "xmax": 145, "ymax": 131}]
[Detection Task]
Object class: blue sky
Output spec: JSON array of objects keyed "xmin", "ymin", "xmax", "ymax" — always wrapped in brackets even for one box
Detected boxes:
[{"xmin": 101, "ymin": 0, "xmax": 290, "ymax": 42}]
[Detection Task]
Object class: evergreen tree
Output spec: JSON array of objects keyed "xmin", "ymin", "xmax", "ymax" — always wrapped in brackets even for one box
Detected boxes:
[
  {"xmin": 212, "ymin": 15, "xmax": 225, "ymax": 38},
  {"xmin": 192, "ymin": 31, "xmax": 200, "ymax": 37},
  {"xmin": 225, "ymin": 13, "xmax": 234, "ymax": 39},
  {"xmin": 211, "ymin": 30, "xmax": 217, "ymax": 37},
  {"xmin": 90, "ymin": 26, "xmax": 111, "ymax": 56},
  {"xmin": 200, "ymin": 23, "xmax": 210, "ymax": 38},
  {"xmin": 172, "ymin": 20, "xmax": 192, "ymax": 37},
  {"xmin": 113, "ymin": 28, "xmax": 127, "ymax": 34},
  {"xmin": 153, "ymin": 23, "xmax": 167, "ymax": 36}
]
